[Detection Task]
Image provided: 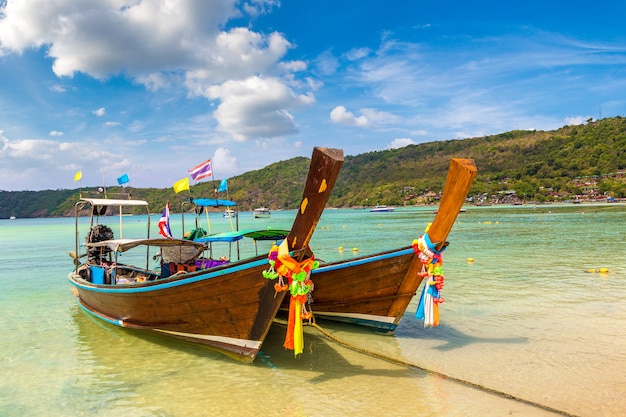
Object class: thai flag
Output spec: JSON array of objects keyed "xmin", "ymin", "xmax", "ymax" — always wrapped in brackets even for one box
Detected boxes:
[
  {"xmin": 158, "ymin": 203, "xmax": 173, "ymax": 239},
  {"xmin": 188, "ymin": 159, "xmax": 212, "ymax": 182}
]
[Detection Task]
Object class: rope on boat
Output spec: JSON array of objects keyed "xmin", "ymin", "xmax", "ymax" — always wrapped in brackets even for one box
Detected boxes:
[{"xmin": 302, "ymin": 320, "xmax": 582, "ymax": 417}]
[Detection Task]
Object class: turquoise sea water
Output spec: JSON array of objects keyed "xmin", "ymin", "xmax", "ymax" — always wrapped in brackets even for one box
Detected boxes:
[{"xmin": 1, "ymin": 204, "xmax": 624, "ymax": 417}]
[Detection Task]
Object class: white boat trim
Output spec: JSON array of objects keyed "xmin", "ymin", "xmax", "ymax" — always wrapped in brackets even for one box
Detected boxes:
[{"xmin": 154, "ymin": 329, "xmax": 263, "ymax": 349}]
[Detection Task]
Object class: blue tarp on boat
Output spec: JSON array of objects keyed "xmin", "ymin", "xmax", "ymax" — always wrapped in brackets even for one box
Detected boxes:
[{"xmin": 192, "ymin": 198, "xmax": 237, "ymax": 207}]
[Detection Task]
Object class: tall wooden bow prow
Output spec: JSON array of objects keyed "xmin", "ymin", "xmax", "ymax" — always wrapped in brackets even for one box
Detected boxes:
[
  {"xmin": 286, "ymin": 147, "xmax": 344, "ymax": 256},
  {"xmin": 429, "ymin": 158, "xmax": 478, "ymax": 250},
  {"xmin": 279, "ymin": 147, "xmax": 344, "ymax": 356},
  {"xmin": 388, "ymin": 157, "xmax": 477, "ymax": 322}
]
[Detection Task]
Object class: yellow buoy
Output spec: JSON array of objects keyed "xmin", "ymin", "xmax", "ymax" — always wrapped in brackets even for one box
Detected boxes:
[
  {"xmin": 599, "ymin": 267, "xmax": 609, "ymax": 273},
  {"xmin": 352, "ymin": 247, "xmax": 358, "ymax": 252},
  {"xmin": 338, "ymin": 246, "xmax": 343, "ymax": 251},
  {"xmin": 586, "ymin": 269, "xmax": 597, "ymax": 273},
  {"xmin": 467, "ymin": 258, "xmax": 474, "ymax": 263}
]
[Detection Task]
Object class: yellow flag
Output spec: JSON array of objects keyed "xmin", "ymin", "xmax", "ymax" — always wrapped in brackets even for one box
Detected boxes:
[
  {"xmin": 173, "ymin": 177, "xmax": 190, "ymax": 193},
  {"xmin": 73, "ymin": 171, "xmax": 82, "ymax": 182}
]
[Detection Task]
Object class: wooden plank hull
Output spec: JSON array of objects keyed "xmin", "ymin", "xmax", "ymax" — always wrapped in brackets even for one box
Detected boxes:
[
  {"xmin": 308, "ymin": 247, "xmax": 416, "ymax": 332},
  {"xmin": 68, "ymin": 147, "xmax": 344, "ymax": 362},
  {"xmin": 69, "ymin": 256, "xmax": 284, "ymax": 362},
  {"xmin": 286, "ymin": 158, "xmax": 477, "ymax": 332}
]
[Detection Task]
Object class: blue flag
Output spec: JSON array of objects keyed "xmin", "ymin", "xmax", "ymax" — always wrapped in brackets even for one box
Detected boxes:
[
  {"xmin": 117, "ymin": 173, "xmax": 130, "ymax": 185},
  {"xmin": 217, "ymin": 178, "xmax": 228, "ymax": 193}
]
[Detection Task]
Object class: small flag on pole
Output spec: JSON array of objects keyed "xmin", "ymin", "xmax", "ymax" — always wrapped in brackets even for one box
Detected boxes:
[
  {"xmin": 188, "ymin": 159, "xmax": 212, "ymax": 182},
  {"xmin": 74, "ymin": 171, "xmax": 82, "ymax": 182},
  {"xmin": 173, "ymin": 177, "xmax": 190, "ymax": 193},
  {"xmin": 117, "ymin": 173, "xmax": 130, "ymax": 185},
  {"xmin": 158, "ymin": 203, "xmax": 173, "ymax": 239},
  {"xmin": 217, "ymin": 178, "xmax": 228, "ymax": 193}
]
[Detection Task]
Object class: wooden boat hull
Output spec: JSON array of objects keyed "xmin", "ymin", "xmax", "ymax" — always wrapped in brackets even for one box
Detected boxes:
[
  {"xmin": 283, "ymin": 157, "xmax": 477, "ymax": 332},
  {"xmin": 308, "ymin": 247, "xmax": 416, "ymax": 332},
  {"xmin": 68, "ymin": 147, "xmax": 344, "ymax": 361},
  {"xmin": 69, "ymin": 256, "xmax": 285, "ymax": 362}
]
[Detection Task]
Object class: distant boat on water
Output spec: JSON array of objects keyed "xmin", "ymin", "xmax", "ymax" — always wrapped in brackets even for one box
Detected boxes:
[
  {"xmin": 253, "ymin": 207, "xmax": 271, "ymax": 218},
  {"xmin": 223, "ymin": 208, "xmax": 235, "ymax": 218},
  {"xmin": 369, "ymin": 205, "xmax": 395, "ymax": 213}
]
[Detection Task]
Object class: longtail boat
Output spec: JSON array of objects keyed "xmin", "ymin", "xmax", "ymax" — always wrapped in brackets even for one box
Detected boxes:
[
  {"xmin": 298, "ymin": 158, "xmax": 477, "ymax": 332},
  {"xmin": 68, "ymin": 147, "xmax": 344, "ymax": 362}
]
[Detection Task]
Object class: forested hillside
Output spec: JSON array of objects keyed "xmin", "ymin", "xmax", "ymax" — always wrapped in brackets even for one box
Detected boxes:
[{"xmin": 1, "ymin": 117, "xmax": 625, "ymax": 218}]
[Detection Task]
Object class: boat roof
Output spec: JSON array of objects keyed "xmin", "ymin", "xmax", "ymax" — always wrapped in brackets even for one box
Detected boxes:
[
  {"xmin": 85, "ymin": 238, "xmax": 205, "ymax": 253},
  {"xmin": 80, "ymin": 198, "xmax": 149, "ymax": 207},
  {"xmin": 192, "ymin": 198, "xmax": 237, "ymax": 207},
  {"xmin": 194, "ymin": 229, "xmax": 289, "ymax": 244}
]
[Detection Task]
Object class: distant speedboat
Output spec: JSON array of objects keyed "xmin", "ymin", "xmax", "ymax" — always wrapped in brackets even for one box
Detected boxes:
[
  {"xmin": 223, "ymin": 208, "xmax": 235, "ymax": 218},
  {"xmin": 253, "ymin": 207, "xmax": 271, "ymax": 218},
  {"xmin": 370, "ymin": 205, "xmax": 395, "ymax": 213},
  {"xmin": 9, "ymin": 216, "xmax": 16, "ymax": 220}
]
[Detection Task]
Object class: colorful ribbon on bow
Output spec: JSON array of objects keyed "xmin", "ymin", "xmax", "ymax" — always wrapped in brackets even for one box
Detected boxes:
[
  {"xmin": 263, "ymin": 239, "xmax": 318, "ymax": 356},
  {"xmin": 413, "ymin": 226, "xmax": 446, "ymax": 327}
]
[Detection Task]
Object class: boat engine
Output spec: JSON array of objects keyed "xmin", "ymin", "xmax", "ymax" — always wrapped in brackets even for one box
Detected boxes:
[{"xmin": 87, "ymin": 224, "xmax": 114, "ymax": 260}]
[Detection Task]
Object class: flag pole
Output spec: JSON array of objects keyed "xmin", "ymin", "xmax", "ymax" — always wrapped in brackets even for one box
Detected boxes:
[
  {"xmin": 100, "ymin": 170, "xmax": 108, "ymax": 198},
  {"xmin": 211, "ymin": 169, "xmax": 218, "ymax": 202},
  {"xmin": 223, "ymin": 180, "xmax": 235, "ymax": 231},
  {"xmin": 209, "ymin": 167, "xmax": 220, "ymax": 232}
]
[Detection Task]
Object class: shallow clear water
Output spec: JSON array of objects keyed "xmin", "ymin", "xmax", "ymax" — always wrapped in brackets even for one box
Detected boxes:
[{"xmin": 1, "ymin": 204, "xmax": 624, "ymax": 417}]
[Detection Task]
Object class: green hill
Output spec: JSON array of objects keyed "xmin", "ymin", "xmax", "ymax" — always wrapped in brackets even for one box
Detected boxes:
[{"xmin": 1, "ymin": 117, "xmax": 625, "ymax": 218}]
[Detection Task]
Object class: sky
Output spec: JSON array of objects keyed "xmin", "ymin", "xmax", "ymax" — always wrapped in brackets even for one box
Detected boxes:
[{"xmin": 1, "ymin": 0, "xmax": 626, "ymax": 191}]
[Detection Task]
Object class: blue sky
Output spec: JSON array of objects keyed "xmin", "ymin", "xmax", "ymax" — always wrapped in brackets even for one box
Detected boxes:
[{"xmin": 1, "ymin": 0, "xmax": 625, "ymax": 191}]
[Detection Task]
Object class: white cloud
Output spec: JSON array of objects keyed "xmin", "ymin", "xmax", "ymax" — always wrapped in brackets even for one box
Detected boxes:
[
  {"xmin": 49, "ymin": 131, "xmax": 64, "ymax": 136},
  {"xmin": 360, "ymin": 108, "xmax": 399, "ymax": 125},
  {"xmin": 329, "ymin": 106, "xmax": 399, "ymax": 129},
  {"xmin": 389, "ymin": 138, "xmax": 415, "ymax": 149},
  {"xmin": 0, "ymin": 1, "xmax": 240, "ymax": 77},
  {"xmin": 330, "ymin": 106, "xmax": 371, "ymax": 128},
  {"xmin": 242, "ymin": 0, "xmax": 280, "ymax": 17},
  {"xmin": 105, "ymin": 121, "xmax": 120, "ymax": 127},
  {"xmin": 345, "ymin": 47, "xmax": 370, "ymax": 61},
  {"xmin": 564, "ymin": 116, "xmax": 590, "ymax": 125},
  {"xmin": 314, "ymin": 50, "xmax": 340, "ymax": 75},
  {"xmin": 212, "ymin": 147, "xmax": 239, "ymax": 176},
  {"xmin": 0, "ymin": 1, "xmax": 313, "ymax": 144},
  {"xmin": 0, "ymin": 132, "xmax": 155, "ymax": 189},
  {"xmin": 93, "ymin": 107, "xmax": 106, "ymax": 117},
  {"xmin": 207, "ymin": 76, "xmax": 315, "ymax": 141}
]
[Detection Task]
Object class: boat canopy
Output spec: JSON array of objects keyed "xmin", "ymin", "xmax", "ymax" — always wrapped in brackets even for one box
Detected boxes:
[
  {"xmin": 85, "ymin": 238, "xmax": 205, "ymax": 253},
  {"xmin": 194, "ymin": 229, "xmax": 290, "ymax": 244},
  {"xmin": 192, "ymin": 198, "xmax": 236, "ymax": 207},
  {"xmin": 80, "ymin": 198, "xmax": 149, "ymax": 207}
]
